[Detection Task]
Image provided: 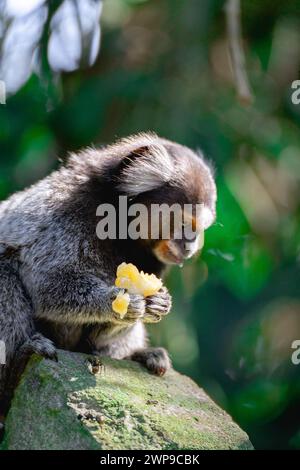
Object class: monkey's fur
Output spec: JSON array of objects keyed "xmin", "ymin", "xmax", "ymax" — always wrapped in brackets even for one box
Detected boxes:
[{"xmin": 0, "ymin": 133, "xmax": 216, "ymax": 407}]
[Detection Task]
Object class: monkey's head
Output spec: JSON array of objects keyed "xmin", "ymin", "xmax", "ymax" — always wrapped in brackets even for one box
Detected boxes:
[{"xmin": 108, "ymin": 133, "xmax": 217, "ymax": 266}]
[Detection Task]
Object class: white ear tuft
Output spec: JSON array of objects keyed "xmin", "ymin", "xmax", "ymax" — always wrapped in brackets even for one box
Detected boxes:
[{"xmin": 117, "ymin": 144, "xmax": 174, "ymax": 195}]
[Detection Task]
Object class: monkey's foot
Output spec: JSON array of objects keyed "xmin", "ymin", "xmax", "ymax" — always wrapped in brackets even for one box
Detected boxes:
[
  {"xmin": 144, "ymin": 287, "xmax": 172, "ymax": 323},
  {"xmin": 19, "ymin": 333, "xmax": 58, "ymax": 362},
  {"xmin": 130, "ymin": 347, "xmax": 171, "ymax": 376}
]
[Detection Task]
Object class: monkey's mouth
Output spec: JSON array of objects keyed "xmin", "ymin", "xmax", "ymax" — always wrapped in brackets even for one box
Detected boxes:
[{"xmin": 153, "ymin": 240, "xmax": 185, "ymax": 265}]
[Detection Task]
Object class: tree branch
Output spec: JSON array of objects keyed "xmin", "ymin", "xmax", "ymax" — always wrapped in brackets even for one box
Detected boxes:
[{"xmin": 225, "ymin": 0, "xmax": 253, "ymax": 105}]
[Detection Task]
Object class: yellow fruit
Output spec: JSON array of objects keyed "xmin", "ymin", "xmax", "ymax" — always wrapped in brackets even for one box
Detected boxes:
[
  {"xmin": 116, "ymin": 262, "xmax": 140, "ymax": 282},
  {"xmin": 112, "ymin": 291, "xmax": 130, "ymax": 318},
  {"xmin": 115, "ymin": 263, "xmax": 141, "ymax": 293},
  {"xmin": 113, "ymin": 263, "xmax": 163, "ymax": 316},
  {"xmin": 115, "ymin": 262, "xmax": 162, "ymax": 298},
  {"xmin": 138, "ymin": 271, "xmax": 163, "ymax": 297}
]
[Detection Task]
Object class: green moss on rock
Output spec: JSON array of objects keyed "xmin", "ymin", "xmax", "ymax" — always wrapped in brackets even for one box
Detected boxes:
[{"xmin": 1, "ymin": 350, "xmax": 253, "ymax": 450}]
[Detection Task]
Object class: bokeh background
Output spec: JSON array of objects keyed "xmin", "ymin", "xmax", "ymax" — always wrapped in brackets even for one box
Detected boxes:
[{"xmin": 1, "ymin": 0, "xmax": 300, "ymax": 449}]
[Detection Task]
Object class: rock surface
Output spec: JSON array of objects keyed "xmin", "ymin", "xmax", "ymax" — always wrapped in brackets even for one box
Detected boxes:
[{"xmin": 1, "ymin": 350, "xmax": 253, "ymax": 450}]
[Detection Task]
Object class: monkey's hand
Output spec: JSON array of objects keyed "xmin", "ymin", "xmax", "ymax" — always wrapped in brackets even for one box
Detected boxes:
[
  {"xmin": 144, "ymin": 286, "xmax": 172, "ymax": 323},
  {"xmin": 111, "ymin": 288, "xmax": 146, "ymax": 325}
]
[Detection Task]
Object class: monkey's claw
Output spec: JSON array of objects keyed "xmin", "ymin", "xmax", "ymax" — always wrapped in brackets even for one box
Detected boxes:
[{"xmin": 144, "ymin": 286, "xmax": 172, "ymax": 323}]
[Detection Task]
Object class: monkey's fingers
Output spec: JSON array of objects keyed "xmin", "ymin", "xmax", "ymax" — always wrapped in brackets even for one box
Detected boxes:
[
  {"xmin": 112, "ymin": 293, "xmax": 146, "ymax": 325},
  {"xmin": 144, "ymin": 287, "xmax": 172, "ymax": 323},
  {"xmin": 124, "ymin": 294, "xmax": 146, "ymax": 323}
]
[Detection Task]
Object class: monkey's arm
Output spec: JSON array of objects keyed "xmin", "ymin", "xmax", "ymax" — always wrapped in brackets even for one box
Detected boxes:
[{"xmin": 31, "ymin": 269, "xmax": 146, "ymax": 325}]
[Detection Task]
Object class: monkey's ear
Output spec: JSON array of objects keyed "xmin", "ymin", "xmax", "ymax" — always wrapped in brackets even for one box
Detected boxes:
[{"xmin": 115, "ymin": 144, "xmax": 174, "ymax": 196}]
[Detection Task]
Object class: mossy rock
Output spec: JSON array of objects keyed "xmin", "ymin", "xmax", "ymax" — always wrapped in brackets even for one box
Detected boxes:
[{"xmin": 1, "ymin": 350, "xmax": 253, "ymax": 450}]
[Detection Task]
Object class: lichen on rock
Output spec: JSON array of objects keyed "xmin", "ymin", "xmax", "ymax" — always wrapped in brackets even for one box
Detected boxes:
[{"xmin": 1, "ymin": 350, "xmax": 253, "ymax": 450}]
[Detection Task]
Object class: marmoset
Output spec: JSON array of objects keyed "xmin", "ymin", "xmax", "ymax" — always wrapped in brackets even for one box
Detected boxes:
[{"xmin": 0, "ymin": 132, "xmax": 216, "ymax": 406}]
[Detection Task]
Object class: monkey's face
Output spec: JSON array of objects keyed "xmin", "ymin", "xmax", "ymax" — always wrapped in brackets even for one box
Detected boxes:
[
  {"xmin": 133, "ymin": 183, "xmax": 215, "ymax": 265},
  {"xmin": 145, "ymin": 205, "xmax": 214, "ymax": 265},
  {"xmin": 110, "ymin": 133, "xmax": 217, "ymax": 265},
  {"xmin": 150, "ymin": 206, "xmax": 213, "ymax": 265}
]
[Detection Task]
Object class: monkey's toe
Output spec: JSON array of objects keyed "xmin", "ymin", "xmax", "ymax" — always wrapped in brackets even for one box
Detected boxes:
[
  {"xmin": 20, "ymin": 333, "xmax": 58, "ymax": 362},
  {"xmin": 131, "ymin": 347, "xmax": 171, "ymax": 376}
]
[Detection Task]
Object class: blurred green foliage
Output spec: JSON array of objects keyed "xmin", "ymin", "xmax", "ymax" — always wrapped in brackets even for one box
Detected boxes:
[{"xmin": 1, "ymin": 0, "xmax": 300, "ymax": 449}]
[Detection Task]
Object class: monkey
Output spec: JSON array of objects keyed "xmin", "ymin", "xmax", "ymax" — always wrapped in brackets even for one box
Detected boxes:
[{"xmin": 0, "ymin": 132, "xmax": 216, "ymax": 408}]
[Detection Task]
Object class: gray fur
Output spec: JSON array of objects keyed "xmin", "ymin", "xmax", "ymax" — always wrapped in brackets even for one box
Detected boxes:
[{"xmin": 0, "ymin": 133, "xmax": 216, "ymax": 406}]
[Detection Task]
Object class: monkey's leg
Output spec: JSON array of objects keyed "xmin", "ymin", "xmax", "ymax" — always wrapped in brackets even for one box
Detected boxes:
[
  {"xmin": 87, "ymin": 323, "xmax": 171, "ymax": 376},
  {"xmin": 130, "ymin": 287, "xmax": 172, "ymax": 376},
  {"xmin": 130, "ymin": 347, "xmax": 171, "ymax": 376},
  {"xmin": 0, "ymin": 261, "xmax": 56, "ymax": 410},
  {"xmin": 87, "ymin": 320, "xmax": 147, "ymax": 359}
]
